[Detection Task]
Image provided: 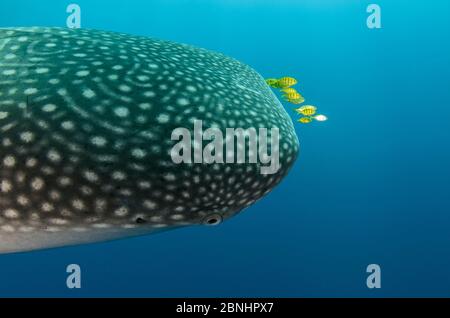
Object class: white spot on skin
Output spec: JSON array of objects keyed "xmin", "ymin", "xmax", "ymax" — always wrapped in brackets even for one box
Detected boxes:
[
  {"xmin": 114, "ymin": 206, "xmax": 129, "ymax": 217},
  {"xmin": 41, "ymin": 202, "xmax": 54, "ymax": 212},
  {"xmin": 76, "ymin": 70, "xmax": 90, "ymax": 77},
  {"xmin": 61, "ymin": 121, "xmax": 75, "ymax": 130},
  {"xmin": 24, "ymin": 88, "xmax": 38, "ymax": 95},
  {"xmin": 36, "ymin": 68, "xmax": 49, "ymax": 74},
  {"xmin": 31, "ymin": 177, "xmax": 45, "ymax": 191},
  {"xmin": 177, "ymin": 98, "xmax": 190, "ymax": 106},
  {"xmin": 92, "ymin": 223, "xmax": 111, "ymax": 229},
  {"xmin": 1, "ymin": 180, "xmax": 12, "ymax": 193},
  {"xmin": 3, "ymin": 155, "xmax": 16, "ymax": 167},
  {"xmin": 83, "ymin": 88, "xmax": 96, "ymax": 99},
  {"xmin": 58, "ymin": 176, "xmax": 72, "ymax": 187},
  {"xmin": 2, "ymin": 69, "xmax": 16, "ymax": 76},
  {"xmin": 17, "ymin": 195, "xmax": 30, "ymax": 206},
  {"xmin": 131, "ymin": 148, "xmax": 146, "ymax": 159},
  {"xmin": 138, "ymin": 181, "xmax": 151, "ymax": 189},
  {"xmin": 139, "ymin": 103, "xmax": 152, "ymax": 110},
  {"xmin": 137, "ymin": 75, "xmax": 150, "ymax": 81},
  {"xmin": 42, "ymin": 104, "xmax": 57, "ymax": 112},
  {"xmin": 114, "ymin": 107, "xmax": 129, "ymax": 117},
  {"xmin": 143, "ymin": 200, "xmax": 157, "ymax": 210},
  {"xmin": 164, "ymin": 173, "xmax": 176, "ymax": 181},
  {"xmin": 26, "ymin": 158, "xmax": 37, "ymax": 167},
  {"xmin": 157, "ymin": 114, "xmax": 170, "ymax": 123},
  {"xmin": 49, "ymin": 191, "xmax": 61, "ymax": 201},
  {"xmin": 49, "ymin": 218, "xmax": 68, "ymax": 225},
  {"xmin": 83, "ymin": 170, "xmax": 99, "ymax": 182},
  {"xmin": 149, "ymin": 216, "xmax": 163, "ymax": 222},
  {"xmin": 72, "ymin": 199, "xmax": 86, "ymax": 210},
  {"xmin": 171, "ymin": 214, "xmax": 185, "ymax": 221},
  {"xmin": 91, "ymin": 136, "xmax": 107, "ymax": 147},
  {"xmin": 186, "ymin": 85, "xmax": 197, "ymax": 92},
  {"xmin": 112, "ymin": 171, "xmax": 126, "ymax": 180},
  {"xmin": 47, "ymin": 149, "xmax": 61, "ymax": 162},
  {"xmin": 143, "ymin": 91, "xmax": 156, "ymax": 98},
  {"xmin": 119, "ymin": 85, "xmax": 131, "ymax": 92},
  {"xmin": 164, "ymin": 194, "xmax": 175, "ymax": 201}
]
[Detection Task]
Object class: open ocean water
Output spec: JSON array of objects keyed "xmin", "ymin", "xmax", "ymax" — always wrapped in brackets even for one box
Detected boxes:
[{"xmin": 0, "ymin": 0, "xmax": 449, "ymax": 297}]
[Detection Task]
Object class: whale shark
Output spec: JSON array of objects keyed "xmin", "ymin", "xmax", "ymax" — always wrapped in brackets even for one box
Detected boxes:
[{"xmin": 0, "ymin": 27, "xmax": 299, "ymax": 253}]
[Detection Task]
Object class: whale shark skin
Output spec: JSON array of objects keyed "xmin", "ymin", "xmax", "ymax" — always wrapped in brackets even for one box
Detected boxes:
[{"xmin": 0, "ymin": 27, "xmax": 299, "ymax": 253}]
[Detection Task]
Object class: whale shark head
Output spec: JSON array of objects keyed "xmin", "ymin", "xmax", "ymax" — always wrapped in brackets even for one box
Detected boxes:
[{"xmin": 0, "ymin": 27, "xmax": 299, "ymax": 253}]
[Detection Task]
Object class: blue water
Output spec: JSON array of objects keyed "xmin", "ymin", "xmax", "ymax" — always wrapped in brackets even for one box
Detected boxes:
[{"xmin": 1, "ymin": 0, "xmax": 450, "ymax": 297}]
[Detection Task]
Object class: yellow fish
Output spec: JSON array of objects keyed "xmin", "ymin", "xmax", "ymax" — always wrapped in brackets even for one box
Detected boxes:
[
  {"xmin": 265, "ymin": 78, "xmax": 280, "ymax": 88},
  {"xmin": 277, "ymin": 77, "xmax": 297, "ymax": 88},
  {"xmin": 298, "ymin": 117, "xmax": 313, "ymax": 124},
  {"xmin": 295, "ymin": 105, "xmax": 317, "ymax": 116},
  {"xmin": 281, "ymin": 88, "xmax": 298, "ymax": 94},
  {"xmin": 283, "ymin": 92, "xmax": 302, "ymax": 101},
  {"xmin": 266, "ymin": 76, "xmax": 326, "ymax": 124},
  {"xmin": 288, "ymin": 96, "xmax": 305, "ymax": 104}
]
